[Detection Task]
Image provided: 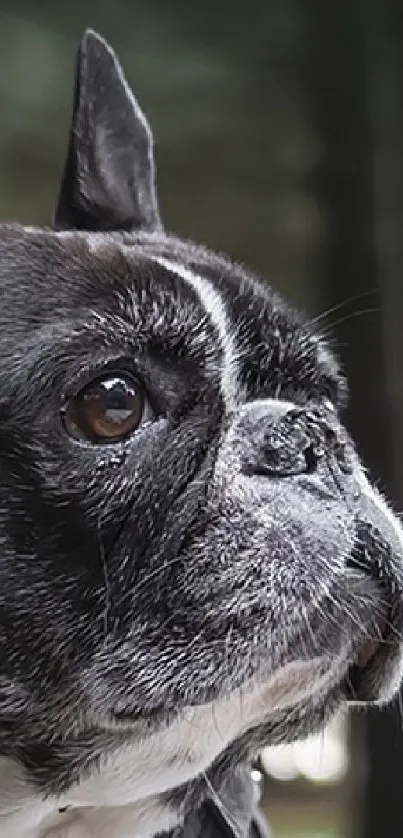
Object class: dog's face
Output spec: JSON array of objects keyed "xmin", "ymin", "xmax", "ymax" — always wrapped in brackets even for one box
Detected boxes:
[{"xmin": 0, "ymin": 28, "xmax": 403, "ymax": 838}]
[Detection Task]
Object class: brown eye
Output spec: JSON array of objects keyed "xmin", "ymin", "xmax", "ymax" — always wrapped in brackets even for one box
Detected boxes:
[{"xmin": 63, "ymin": 375, "xmax": 147, "ymax": 442}]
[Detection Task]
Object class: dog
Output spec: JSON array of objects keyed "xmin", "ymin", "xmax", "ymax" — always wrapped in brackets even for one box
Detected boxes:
[{"xmin": 0, "ymin": 28, "xmax": 402, "ymax": 838}]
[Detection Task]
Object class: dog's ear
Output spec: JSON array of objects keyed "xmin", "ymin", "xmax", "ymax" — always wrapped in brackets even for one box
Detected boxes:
[{"xmin": 53, "ymin": 29, "xmax": 162, "ymax": 233}]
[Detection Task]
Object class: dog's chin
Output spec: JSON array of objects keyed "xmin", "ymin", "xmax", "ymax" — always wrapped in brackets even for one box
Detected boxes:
[{"xmin": 107, "ymin": 595, "xmax": 403, "ymax": 735}]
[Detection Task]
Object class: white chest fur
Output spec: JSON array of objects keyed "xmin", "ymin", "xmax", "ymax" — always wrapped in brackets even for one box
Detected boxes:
[{"xmin": 0, "ymin": 658, "xmax": 338, "ymax": 838}]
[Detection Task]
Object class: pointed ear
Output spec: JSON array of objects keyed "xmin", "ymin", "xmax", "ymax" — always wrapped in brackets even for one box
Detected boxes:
[{"xmin": 53, "ymin": 30, "xmax": 162, "ymax": 232}]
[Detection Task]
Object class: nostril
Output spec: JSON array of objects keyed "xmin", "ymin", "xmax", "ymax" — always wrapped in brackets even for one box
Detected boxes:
[{"xmin": 245, "ymin": 436, "xmax": 323, "ymax": 478}]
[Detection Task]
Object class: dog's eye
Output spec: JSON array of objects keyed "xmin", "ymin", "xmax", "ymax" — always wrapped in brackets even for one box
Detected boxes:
[{"xmin": 63, "ymin": 375, "xmax": 149, "ymax": 443}]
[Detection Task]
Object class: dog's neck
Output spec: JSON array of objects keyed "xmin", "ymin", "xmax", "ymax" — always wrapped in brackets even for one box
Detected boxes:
[
  {"xmin": 0, "ymin": 799, "xmax": 178, "ymax": 838},
  {"xmin": 0, "ymin": 751, "xmax": 171, "ymax": 838},
  {"xmin": 0, "ymin": 756, "xmax": 260, "ymax": 838}
]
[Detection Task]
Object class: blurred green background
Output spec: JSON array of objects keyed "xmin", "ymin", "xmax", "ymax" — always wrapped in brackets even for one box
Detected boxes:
[{"xmin": 1, "ymin": 1, "xmax": 403, "ymax": 836}]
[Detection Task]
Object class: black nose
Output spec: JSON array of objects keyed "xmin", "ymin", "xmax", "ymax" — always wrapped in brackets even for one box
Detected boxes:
[
  {"xmin": 259, "ymin": 411, "xmax": 321, "ymax": 477},
  {"xmin": 243, "ymin": 403, "xmax": 351, "ymax": 479}
]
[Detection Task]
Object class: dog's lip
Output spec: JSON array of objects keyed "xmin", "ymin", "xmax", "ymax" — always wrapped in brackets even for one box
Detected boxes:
[
  {"xmin": 344, "ymin": 591, "xmax": 402, "ymax": 702},
  {"xmin": 354, "ymin": 639, "xmax": 382, "ymax": 670},
  {"xmin": 344, "ymin": 632, "xmax": 395, "ymax": 703},
  {"xmin": 354, "ymin": 612, "xmax": 390, "ymax": 669},
  {"xmin": 343, "ymin": 521, "xmax": 403, "ymax": 702}
]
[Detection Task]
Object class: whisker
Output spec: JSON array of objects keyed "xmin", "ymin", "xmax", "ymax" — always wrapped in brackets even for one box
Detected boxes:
[
  {"xmin": 307, "ymin": 290, "xmax": 376, "ymax": 329},
  {"xmin": 211, "ymin": 701, "xmax": 224, "ymax": 743},
  {"xmin": 202, "ymin": 771, "xmax": 244, "ymax": 838},
  {"xmin": 301, "ymin": 603, "xmax": 318, "ymax": 656},
  {"xmin": 317, "ymin": 306, "xmax": 380, "ymax": 338},
  {"xmin": 132, "ymin": 552, "xmax": 185, "ymax": 599}
]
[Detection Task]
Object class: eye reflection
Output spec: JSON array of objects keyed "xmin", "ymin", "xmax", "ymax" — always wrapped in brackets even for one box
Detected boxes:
[{"xmin": 63, "ymin": 375, "xmax": 146, "ymax": 442}]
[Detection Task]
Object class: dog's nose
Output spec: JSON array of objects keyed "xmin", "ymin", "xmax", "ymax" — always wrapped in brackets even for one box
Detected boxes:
[{"xmin": 242, "ymin": 399, "xmax": 348, "ymax": 480}]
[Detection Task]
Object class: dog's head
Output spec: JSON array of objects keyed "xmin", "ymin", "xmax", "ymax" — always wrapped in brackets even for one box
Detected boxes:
[{"xmin": 0, "ymin": 28, "xmax": 402, "ymax": 831}]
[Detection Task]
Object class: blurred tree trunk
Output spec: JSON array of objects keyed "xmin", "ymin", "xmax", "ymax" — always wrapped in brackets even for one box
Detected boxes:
[
  {"xmin": 364, "ymin": 1, "xmax": 403, "ymax": 834},
  {"xmin": 303, "ymin": 1, "xmax": 403, "ymax": 836}
]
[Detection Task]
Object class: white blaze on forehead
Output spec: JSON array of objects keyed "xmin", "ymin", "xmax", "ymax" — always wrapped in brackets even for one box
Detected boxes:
[{"xmin": 153, "ymin": 257, "xmax": 238, "ymax": 408}]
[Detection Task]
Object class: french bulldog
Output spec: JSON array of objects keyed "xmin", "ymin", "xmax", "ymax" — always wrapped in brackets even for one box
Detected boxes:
[{"xmin": 0, "ymin": 28, "xmax": 402, "ymax": 838}]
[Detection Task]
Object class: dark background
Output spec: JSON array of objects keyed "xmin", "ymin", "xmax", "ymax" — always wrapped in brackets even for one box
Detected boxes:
[{"xmin": 1, "ymin": 1, "xmax": 402, "ymax": 835}]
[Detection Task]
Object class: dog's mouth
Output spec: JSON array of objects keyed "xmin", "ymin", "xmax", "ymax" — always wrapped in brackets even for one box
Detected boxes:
[
  {"xmin": 344, "ymin": 522, "xmax": 403, "ymax": 703},
  {"xmin": 105, "ymin": 521, "xmax": 403, "ymax": 725}
]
